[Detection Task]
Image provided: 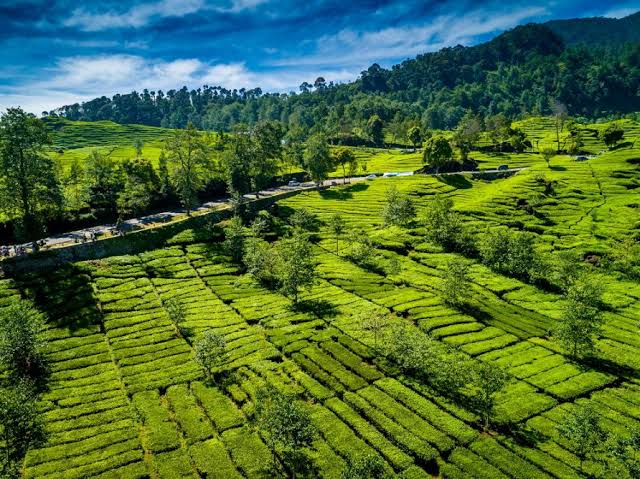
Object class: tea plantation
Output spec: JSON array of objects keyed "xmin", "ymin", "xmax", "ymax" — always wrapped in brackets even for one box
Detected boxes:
[{"xmin": 1, "ymin": 119, "xmax": 639, "ymax": 478}]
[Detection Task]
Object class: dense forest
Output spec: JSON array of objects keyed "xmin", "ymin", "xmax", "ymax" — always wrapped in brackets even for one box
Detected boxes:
[{"xmin": 47, "ymin": 16, "xmax": 640, "ymax": 132}]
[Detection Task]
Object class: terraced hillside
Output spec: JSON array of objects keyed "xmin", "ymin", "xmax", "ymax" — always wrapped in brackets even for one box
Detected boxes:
[{"xmin": 1, "ymin": 120, "xmax": 639, "ymax": 479}]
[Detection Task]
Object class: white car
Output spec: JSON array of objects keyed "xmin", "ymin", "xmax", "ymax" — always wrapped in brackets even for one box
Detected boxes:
[
  {"xmin": 365, "ymin": 174, "xmax": 377, "ymax": 179},
  {"xmin": 288, "ymin": 180, "xmax": 301, "ymax": 187},
  {"xmin": 382, "ymin": 172, "xmax": 398, "ymax": 177}
]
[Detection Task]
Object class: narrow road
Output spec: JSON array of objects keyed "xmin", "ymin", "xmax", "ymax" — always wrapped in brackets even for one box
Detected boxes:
[{"xmin": 0, "ymin": 167, "xmax": 527, "ymax": 255}]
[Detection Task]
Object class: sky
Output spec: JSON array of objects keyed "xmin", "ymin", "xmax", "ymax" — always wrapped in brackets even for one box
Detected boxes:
[{"xmin": 1, "ymin": 0, "xmax": 639, "ymax": 114}]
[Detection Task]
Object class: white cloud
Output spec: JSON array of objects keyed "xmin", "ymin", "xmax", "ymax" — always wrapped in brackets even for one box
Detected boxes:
[
  {"xmin": 0, "ymin": 54, "xmax": 356, "ymax": 114},
  {"xmin": 64, "ymin": 0, "xmax": 206, "ymax": 31},
  {"xmin": 601, "ymin": 6, "xmax": 639, "ymax": 18},
  {"xmin": 63, "ymin": 0, "xmax": 270, "ymax": 31},
  {"xmin": 272, "ymin": 5, "xmax": 548, "ymax": 67}
]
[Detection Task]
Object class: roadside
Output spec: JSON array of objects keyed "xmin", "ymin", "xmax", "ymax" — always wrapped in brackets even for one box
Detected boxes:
[{"xmin": 0, "ymin": 167, "xmax": 527, "ymax": 257}]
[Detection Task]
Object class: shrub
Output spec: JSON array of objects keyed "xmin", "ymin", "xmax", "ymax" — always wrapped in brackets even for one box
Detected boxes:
[{"xmin": 381, "ymin": 186, "xmax": 415, "ymax": 227}]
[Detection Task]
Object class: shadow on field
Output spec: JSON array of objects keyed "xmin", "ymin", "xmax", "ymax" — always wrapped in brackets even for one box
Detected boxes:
[
  {"xmin": 437, "ymin": 174, "xmax": 473, "ymax": 189},
  {"xmin": 292, "ymin": 299, "xmax": 338, "ymax": 318},
  {"xmin": 319, "ymin": 182, "xmax": 369, "ymax": 200},
  {"xmin": 549, "ymin": 165, "xmax": 567, "ymax": 171}
]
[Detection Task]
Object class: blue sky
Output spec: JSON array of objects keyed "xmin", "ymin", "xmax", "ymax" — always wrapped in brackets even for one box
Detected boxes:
[{"xmin": 1, "ymin": 0, "xmax": 639, "ymax": 114}]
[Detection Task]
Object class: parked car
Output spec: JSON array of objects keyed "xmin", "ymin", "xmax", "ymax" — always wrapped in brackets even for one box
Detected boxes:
[
  {"xmin": 497, "ymin": 165, "xmax": 509, "ymax": 171},
  {"xmin": 330, "ymin": 180, "xmax": 338, "ymax": 186},
  {"xmin": 288, "ymin": 180, "xmax": 301, "ymax": 187},
  {"xmin": 382, "ymin": 172, "xmax": 398, "ymax": 177},
  {"xmin": 365, "ymin": 174, "xmax": 377, "ymax": 179}
]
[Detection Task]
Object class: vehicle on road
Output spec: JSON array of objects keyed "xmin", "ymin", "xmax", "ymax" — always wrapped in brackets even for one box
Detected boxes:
[
  {"xmin": 288, "ymin": 180, "xmax": 301, "ymax": 187},
  {"xmin": 382, "ymin": 172, "xmax": 398, "ymax": 177},
  {"xmin": 497, "ymin": 165, "xmax": 509, "ymax": 171},
  {"xmin": 366, "ymin": 174, "xmax": 377, "ymax": 179}
]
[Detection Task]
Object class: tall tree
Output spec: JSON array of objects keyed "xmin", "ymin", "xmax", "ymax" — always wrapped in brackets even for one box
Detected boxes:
[
  {"xmin": 557, "ymin": 404, "xmax": 606, "ymax": 475},
  {"xmin": 443, "ymin": 258, "xmax": 470, "ymax": 308},
  {"xmin": 600, "ymin": 123, "xmax": 625, "ymax": 149},
  {"xmin": 552, "ymin": 101, "xmax": 568, "ymax": 153},
  {"xmin": 116, "ymin": 157, "xmax": 159, "ymax": 219},
  {"xmin": 165, "ymin": 122, "xmax": 212, "ymax": 215},
  {"xmin": 303, "ymin": 134, "xmax": 333, "ymax": 185},
  {"xmin": 381, "ymin": 185, "xmax": 415, "ymax": 227},
  {"xmin": 85, "ymin": 149, "xmax": 122, "ymax": 219},
  {"xmin": 332, "ymin": 147, "xmax": 357, "ymax": 184},
  {"xmin": 366, "ymin": 115, "xmax": 384, "ymax": 146},
  {"xmin": 472, "ymin": 362, "xmax": 509, "ymax": 430},
  {"xmin": 0, "ymin": 300, "xmax": 47, "ymax": 380},
  {"xmin": 422, "ymin": 136, "xmax": 453, "ymax": 172},
  {"xmin": 328, "ymin": 213, "xmax": 345, "ymax": 254},
  {"xmin": 555, "ymin": 276, "xmax": 604, "ymax": 358},
  {"xmin": 276, "ymin": 232, "xmax": 316, "ymax": 304},
  {"xmin": 193, "ymin": 330, "xmax": 227, "ymax": 379},
  {"xmin": 407, "ymin": 126, "xmax": 422, "ymax": 152},
  {"xmin": 250, "ymin": 120, "xmax": 285, "ymax": 196},
  {"xmin": 0, "ymin": 107, "xmax": 63, "ymax": 239},
  {"xmin": 453, "ymin": 114, "xmax": 482, "ymax": 161},
  {"xmin": 255, "ymin": 387, "xmax": 317, "ymax": 478}
]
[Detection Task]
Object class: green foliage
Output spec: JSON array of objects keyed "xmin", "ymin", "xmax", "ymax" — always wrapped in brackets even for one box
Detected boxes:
[
  {"xmin": 366, "ymin": 115, "xmax": 384, "ymax": 146},
  {"xmin": 421, "ymin": 196, "xmax": 468, "ymax": 252},
  {"xmin": 254, "ymin": 387, "xmax": 317, "ymax": 477},
  {"xmin": 541, "ymin": 147, "xmax": 555, "ymax": 167},
  {"xmin": 600, "ymin": 123, "xmax": 625, "ymax": 149},
  {"xmin": 0, "ymin": 300, "xmax": 47, "ymax": 380},
  {"xmin": 224, "ymin": 216, "xmax": 246, "ymax": 264},
  {"xmin": 608, "ymin": 237, "xmax": 640, "ymax": 279},
  {"xmin": 358, "ymin": 309, "xmax": 390, "ymax": 351},
  {"xmin": 333, "ymin": 147, "xmax": 358, "ymax": 183},
  {"xmin": 304, "ymin": 134, "xmax": 333, "ymax": 184},
  {"xmin": 0, "ymin": 107, "xmax": 63, "ymax": 239},
  {"xmin": 289, "ymin": 208, "xmax": 319, "ymax": 232},
  {"xmin": 194, "ymin": 330, "xmax": 227, "ymax": 377},
  {"xmin": 554, "ymin": 276, "xmax": 604, "ymax": 358},
  {"xmin": 244, "ymin": 237, "xmax": 279, "ymax": 287},
  {"xmin": 165, "ymin": 122, "xmax": 213, "ymax": 214},
  {"xmin": 453, "ymin": 114, "xmax": 482, "ymax": 161},
  {"xmin": 469, "ymin": 362, "xmax": 509, "ymax": 430},
  {"xmin": 442, "ymin": 259, "xmax": 470, "ymax": 308},
  {"xmin": 407, "ymin": 126, "xmax": 422, "ymax": 150},
  {"xmin": 328, "ymin": 213, "xmax": 346, "ymax": 254},
  {"xmin": 0, "ymin": 380, "xmax": 46, "ymax": 476},
  {"xmin": 381, "ymin": 186, "xmax": 415, "ymax": 227},
  {"xmin": 341, "ymin": 454, "xmax": 391, "ymax": 479},
  {"xmin": 478, "ymin": 227, "xmax": 540, "ymax": 281},
  {"xmin": 422, "ymin": 136, "xmax": 453, "ymax": 170},
  {"xmin": 557, "ymin": 403, "xmax": 607, "ymax": 474},
  {"xmin": 276, "ymin": 232, "xmax": 316, "ymax": 303},
  {"xmin": 117, "ymin": 157, "xmax": 159, "ymax": 219}
]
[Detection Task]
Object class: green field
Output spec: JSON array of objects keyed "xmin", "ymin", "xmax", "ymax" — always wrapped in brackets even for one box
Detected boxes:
[{"xmin": 2, "ymin": 118, "xmax": 639, "ymax": 478}]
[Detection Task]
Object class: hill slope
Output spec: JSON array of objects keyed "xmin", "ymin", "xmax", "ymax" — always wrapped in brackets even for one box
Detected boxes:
[{"xmin": 546, "ymin": 11, "xmax": 640, "ymax": 45}]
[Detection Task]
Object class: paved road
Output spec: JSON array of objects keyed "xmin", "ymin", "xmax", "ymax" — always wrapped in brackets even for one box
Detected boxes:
[{"xmin": 0, "ymin": 167, "xmax": 526, "ymax": 256}]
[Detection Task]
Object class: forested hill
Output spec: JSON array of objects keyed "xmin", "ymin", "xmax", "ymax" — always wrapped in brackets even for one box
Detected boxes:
[
  {"xmin": 48, "ymin": 13, "xmax": 640, "ymax": 131},
  {"xmin": 545, "ymin": 12, "xmax": 640, "ymax": 46}
]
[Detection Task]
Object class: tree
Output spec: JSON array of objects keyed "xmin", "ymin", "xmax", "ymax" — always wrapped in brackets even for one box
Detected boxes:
[
  {"xmin": 381, "ymin": 186, "xmax": 415, "ymax": 227},
  {"xmin": 85, "ymin": 149, "xmax": 122, "ymax": 218},
  {"xmin": 453, "ymin": 114, "xmax": 482, "ymax": 161},
  {"xmin": 359, "ymin": 310, "xmax": 389, "ymax": 351},
  {"xmin": 165, "ymin": 122, "xmax": 212, "ymax": 215},
  {"xmin": 290, "ymin": 208, "xmax": 319, "ymax": 232},
  {"xmin": 541, "ymin": 147, "xmax": 555, "ymax": 167},
  {"xmin": 422, "ymin": 136, "xmax": 453, "ymax": 172},
  {"xmin": 0, "ymin": 107, "xmax": 63, "ymax": 240},
  {"xmin": 157, "ymin": 151, "xmax": 174, "ymax": 203},
  {"xmin": 193, "ymin": 330, "xmax": 227, "ymax": 378},
  {"xmin": 0, "ymin": 380, "xmax": 45, "ymax": 476},
  {"xmin": 407, "ymin": 126, "xmax": 422, "ymax": 152},
  {"xmin": 421, "ymin": 195, "xmax": 465, "ymax": 251},
  {"xmin": 341, "ymin": 454, "xmax": 390, "ymax": 479},
  {"xmin": 276, "ymin": 232, "xmax": 316, "ymax": 304},
  {"xmin": 332, "ymin": 147, "xmax": 357, "ymax": 184},
  {"xmin": 0, "ymin": 300, "xmax": 47, "ymax": 380},
  {"xmin": 557, "ymin": 403, "xmax": 606, "ymax": 474},
  {"xmin": 479, "ymin": 227, "xmax": 538, "ymax": 280},
  {"xmin": 552, "ymin": 250, "xmax": 584, "ymax": 292},
  {"xmin": 223, "ymin": 133, "xmax": 253, "ymax": 197},
  {"xmin": 366, "ymin": 115, "xmax": 384, "ymax": 146},
  {"xmin": 224, "ymin": 216, "xmax": 245, "ymax": 264},
  {"xmin": 600, "ymin": 123, "xmax": 625, "ymax": 149},
  {"xmin": 164, "ymin": 298, "xmax": 187, "ymax": 337},
  {"xmin": 443, "ymin": 259, "xmax": 470, "ymax": 308},
  {"xmin": 555, "ymin": 276, "xmax": 604, "ymax": 358},
  {"xmin": 303, "ymin": 134, "xmax": 333, "ymax": 185},
  {"xmin": 606, "ymin": 427, "xmax": 640, "ymax": 479},
  {"xmin": 471, "ymin": 362, "xmax": 509, "ymax": 430},
  {"xmin": 64, "ymin": 159, "xmax": 87, "ymax": 216},
  {"xmin": 328, "ymin": 213, "xmax": 345, "ymax": 254},
  {"xmin": 116, "ymin": 157, "xmax": 159, "ymax": 219},
  {"xmin": 552, "ymin": 101, "xmax": 568, "ymax": 153},
  {"xmin": 133, "ymin": 138, "xmax": 144, "ymax": 157},
  {"xmin": 244, "ymin": 238, "xmax": 279, "ymax": 288},
  {"xmin": 250, "ymin": 120, "xmax": 285, "ymax": 196},
  {"xmin": 254, "ymin": 387, "xmax": 317, "ymax": 478}
]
